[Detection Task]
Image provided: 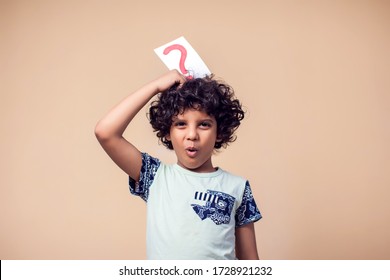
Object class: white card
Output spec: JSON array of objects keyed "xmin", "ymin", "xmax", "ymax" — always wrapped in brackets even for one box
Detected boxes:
[{"xmin": 154, "ymin": 36, "xmax": 211, "ymax": 78}]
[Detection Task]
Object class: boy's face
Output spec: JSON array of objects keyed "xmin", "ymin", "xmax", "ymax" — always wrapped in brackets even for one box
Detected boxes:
[{"xmin": 166, "ymin": 108, "xmax": 218, "ymax": 173}]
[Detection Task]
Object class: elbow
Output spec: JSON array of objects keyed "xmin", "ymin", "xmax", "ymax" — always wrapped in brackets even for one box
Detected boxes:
[
  {"xmin": 94, "ymin": 121, "xmax": 110, "ymax": 143},
  {"xmin": 94, "ymin": 119, "xmax": 124, "ymax": 145}
]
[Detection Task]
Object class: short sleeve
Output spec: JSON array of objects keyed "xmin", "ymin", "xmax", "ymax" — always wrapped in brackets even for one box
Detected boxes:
[
  {"xmin": 129, "ymin": 153, "xmax": 161, "ymax": 202},
  {"xmin": 235, "ymin": 181, "xmax": 262, "ymax": 227}
]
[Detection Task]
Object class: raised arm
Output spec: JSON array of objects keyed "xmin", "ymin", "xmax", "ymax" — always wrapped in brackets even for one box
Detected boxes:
[{"xmin": 94, "ymin": 70, "xmax": 186, "ymax": 181}]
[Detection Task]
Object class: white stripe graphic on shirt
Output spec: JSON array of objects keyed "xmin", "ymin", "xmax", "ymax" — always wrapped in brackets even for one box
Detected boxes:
[{"xmin": 194, "ymin": 191, "xmax": 219, "ymax": 204}]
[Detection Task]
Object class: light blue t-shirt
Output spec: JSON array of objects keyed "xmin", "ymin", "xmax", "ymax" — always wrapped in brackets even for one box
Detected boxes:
[{"xmin": 129, "ymin": 153, "xmax": 262, "ymax": 260}]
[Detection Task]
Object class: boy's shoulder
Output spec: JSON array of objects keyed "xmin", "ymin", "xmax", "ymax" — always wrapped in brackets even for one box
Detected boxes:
[{"xmin": 217, "ymin": 167, "xmax": 247, "ymax": 182}]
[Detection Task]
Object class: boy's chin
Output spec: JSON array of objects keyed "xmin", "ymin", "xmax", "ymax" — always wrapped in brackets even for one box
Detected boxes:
[{"xmin": 178, "ymin": 161, "xmax": 214, "ymax": 173}]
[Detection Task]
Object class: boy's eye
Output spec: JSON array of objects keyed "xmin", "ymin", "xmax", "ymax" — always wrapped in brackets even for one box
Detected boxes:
[
  {"xmin": 174, "ymin": 121, "xmax": 186, "ymax": 127},
  {"xmin": 199, "ymin": 122, "xmax": 212, "ymax": 128}
]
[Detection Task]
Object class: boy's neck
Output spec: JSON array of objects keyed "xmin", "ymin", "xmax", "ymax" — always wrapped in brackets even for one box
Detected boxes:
[{"xmin": 176, "ymin": 159, "xmax": 217, "ymax": 173}]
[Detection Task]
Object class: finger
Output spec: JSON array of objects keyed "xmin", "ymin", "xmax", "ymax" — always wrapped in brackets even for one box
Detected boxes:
[{"xmin": 176, "ymin": 73, "xmax": 187, "ymax": 85}]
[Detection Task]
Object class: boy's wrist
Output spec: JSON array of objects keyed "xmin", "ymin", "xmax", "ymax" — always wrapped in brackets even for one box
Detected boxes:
[
  {"xmin": 150, "ymin": 70, "xmax": 186, "ymax": 94},
  {"xmin": 143, "ymin": 79, "xmax": 161, "ymax": 97}
]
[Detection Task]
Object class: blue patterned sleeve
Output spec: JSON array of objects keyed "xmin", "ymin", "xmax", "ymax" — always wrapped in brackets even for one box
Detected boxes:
[
  {"xmin": 235, "ymin": 181, "xmax": 262, "ymax": 227},
  {"xmin": 129, "ymin": 153, "xmax": 161, "ymax": 202}
]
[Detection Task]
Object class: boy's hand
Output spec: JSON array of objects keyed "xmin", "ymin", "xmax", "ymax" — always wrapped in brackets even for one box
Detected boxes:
[{"xmin": 152, "ymin": 69, "xmax": 187, "ymax": 93}]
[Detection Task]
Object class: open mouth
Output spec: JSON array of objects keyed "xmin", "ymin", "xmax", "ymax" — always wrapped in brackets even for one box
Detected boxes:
[{"xmin": 186, "ymin": 147, "xmax": 198, "ymax": 157}]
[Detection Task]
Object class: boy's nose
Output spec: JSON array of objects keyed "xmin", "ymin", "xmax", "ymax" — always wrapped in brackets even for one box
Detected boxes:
[{"xmin": 186, "ymin": 127, "xmax": 199, "ymax": 140}]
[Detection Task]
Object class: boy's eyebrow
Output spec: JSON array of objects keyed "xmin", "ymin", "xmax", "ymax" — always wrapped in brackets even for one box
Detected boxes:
[
  {"xmin": 200, "ymin": 118, "xmax": 215, "ymax": 123},
  {"xmin": 172, "ymin": 116, "xmax": 215, "ymax": 123}
]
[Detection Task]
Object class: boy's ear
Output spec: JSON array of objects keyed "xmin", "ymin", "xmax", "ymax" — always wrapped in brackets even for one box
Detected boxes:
[{"xmin": 165, "ymin": 134, "xmax": 171, "ymax": 141}]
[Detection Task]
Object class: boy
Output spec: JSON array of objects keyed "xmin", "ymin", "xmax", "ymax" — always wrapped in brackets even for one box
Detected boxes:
[{"xmin": 95, "ymin": 70, "xmax": 262, "ymax": 259}]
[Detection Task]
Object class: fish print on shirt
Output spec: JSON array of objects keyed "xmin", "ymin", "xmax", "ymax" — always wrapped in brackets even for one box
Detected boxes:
[{"xmin": 191, "ymin": 190, "xmax": 235, "ymax": 225}]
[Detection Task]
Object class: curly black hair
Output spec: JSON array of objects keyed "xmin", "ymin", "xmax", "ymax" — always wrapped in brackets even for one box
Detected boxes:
[{"xmin": 148, "ymin": 75, "xmax": 245, "ymax": 150}]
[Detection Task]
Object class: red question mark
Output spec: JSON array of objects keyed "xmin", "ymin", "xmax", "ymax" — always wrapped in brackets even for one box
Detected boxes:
[{"xmin": 163, "ymin": 44, "xmax": 193, "ymax": 79}]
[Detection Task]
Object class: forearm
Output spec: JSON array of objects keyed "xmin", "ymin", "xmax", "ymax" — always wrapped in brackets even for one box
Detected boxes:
[
  {"xmin": 95, "ymin": 70, "xmax": 185, "ymax": 141},
  {"xmin": 95, "ymin": 81, "xmax": 159, "ymax": 141}
]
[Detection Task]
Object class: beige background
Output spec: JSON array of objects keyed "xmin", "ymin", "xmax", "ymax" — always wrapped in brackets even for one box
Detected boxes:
[{"xmin": 1, "ymin": 0, "xmax": 389, "ymax": 259}]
